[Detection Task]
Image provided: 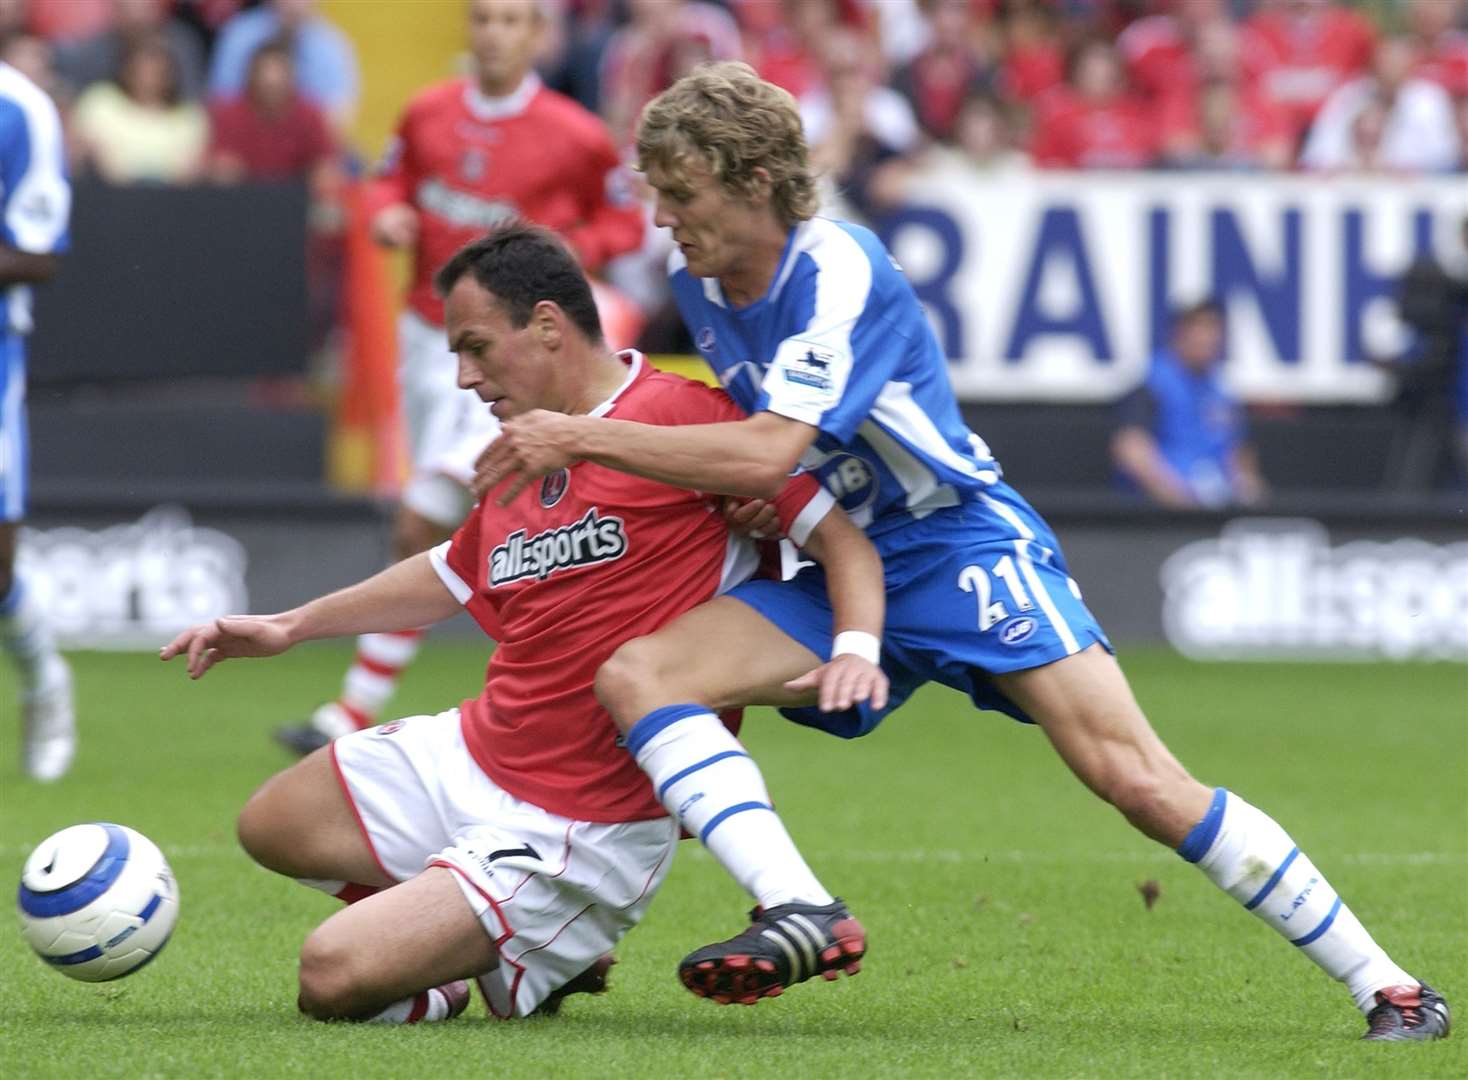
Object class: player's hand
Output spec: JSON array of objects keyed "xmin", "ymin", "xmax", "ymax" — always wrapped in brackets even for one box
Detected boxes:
[
  {"xmin": 784, "ymin": 655, "xmax": 889, "ymax": 714},
  {"xmin": 473, "ymin": 409, "xmax": 579, "ymax": 506},
  {"xmin": 159, "ymin": 616, "xmax": 293, "ymax": 680},
  {"xmin": 370, "ymin": 203, "xmax": 418, "ymax": 248},
  {"xmin": 721, "ymin": 497, "xmax": 780, "ymax": 539}
]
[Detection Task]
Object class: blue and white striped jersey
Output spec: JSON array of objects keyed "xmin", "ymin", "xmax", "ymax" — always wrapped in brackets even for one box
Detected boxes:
[
  {"xmin": 669, "ymin": 216, "xmax": 1001, "ymax": 538},
  {"xmin": 0, "ymin": 62, "xmax": 69, "ymax": 339}
]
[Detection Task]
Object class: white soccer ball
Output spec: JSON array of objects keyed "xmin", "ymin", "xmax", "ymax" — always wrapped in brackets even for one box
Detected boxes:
[{"xmin": 17, "ymin": 822, "xmax": 179, "ymax": 982}]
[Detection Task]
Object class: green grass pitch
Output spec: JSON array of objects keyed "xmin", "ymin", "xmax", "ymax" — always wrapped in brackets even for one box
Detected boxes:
[{"xmin": 2, "ymin": 645, "xmax": 1464, "ymax": 1078}]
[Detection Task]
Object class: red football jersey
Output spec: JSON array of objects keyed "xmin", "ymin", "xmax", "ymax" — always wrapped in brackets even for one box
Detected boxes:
[
  {"xmin": 1241, "ymin": 5, "xmax": 1376, "ymax": 139},
  {"xmin": 1029, "ymin": 87, "xmax": 1158, "ymax": 169},
  {"xmin": 430, "ymin": 353, "xmax": 833, "ymax": 823},
  {"xmin": 370, "ymin": 74, "xmax": 644, "ymax": 326},
  {"xmin": 1117, "ymin": 14, "xmax": 1192, "ymax": 102}
]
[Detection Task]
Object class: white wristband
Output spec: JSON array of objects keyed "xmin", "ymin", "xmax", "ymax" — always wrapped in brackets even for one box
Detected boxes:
[{"xmin": 831, "ymin": 630, "xmax": 880, "ymax": 665}]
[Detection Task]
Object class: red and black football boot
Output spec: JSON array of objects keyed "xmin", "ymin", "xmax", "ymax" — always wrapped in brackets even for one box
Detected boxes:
[
  {"xmin": 1362, "ymin": 983, "xmax": 1451, "ymax": 1041},
  {"xmin": 679, "ymin": 899, "xmax": 866, "ymax": 1005}
]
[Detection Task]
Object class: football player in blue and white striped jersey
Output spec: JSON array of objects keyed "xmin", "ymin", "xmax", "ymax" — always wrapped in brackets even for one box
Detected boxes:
[
  {"xmin": 473, "ymin": 63, "xmax": 1447, "ymax": 1039},
  {"xmin": 0, "ymin": 58, "xmax": 74, "ymax": 783}
]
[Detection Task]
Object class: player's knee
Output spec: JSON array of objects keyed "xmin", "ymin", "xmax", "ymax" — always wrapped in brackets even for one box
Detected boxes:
[
  {"xmin": 593, "ymin": 644, "xmax": 643, "ymax": 731},
  {"xmin": 595, "ymin": 634, "xmax": 684, "ymax": 730},
  {"xmin": 297, "ymin": 930, "xmax": 362, "ymax": 1019},
  {"xmin": 236, "ymin": 783, "xmax": 294, "ymax": 874},
  {"xmin": 236, "ymin": 801, "xmax": 275, "ymax": 871}
]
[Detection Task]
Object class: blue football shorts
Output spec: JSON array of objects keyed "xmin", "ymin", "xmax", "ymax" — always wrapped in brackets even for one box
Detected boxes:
[
  {"xmin": 0, "ymin": 336, "xmax": 28, "ymax": 523},
  {"xmin": 729, "ymin": 481, "xmax": 1112, "ymax": 738}
]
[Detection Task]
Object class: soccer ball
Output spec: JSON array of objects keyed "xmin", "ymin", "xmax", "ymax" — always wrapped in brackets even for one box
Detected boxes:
[{"xmin": 17, "ymin": 822, "xmax": 179, "ymax": 982}]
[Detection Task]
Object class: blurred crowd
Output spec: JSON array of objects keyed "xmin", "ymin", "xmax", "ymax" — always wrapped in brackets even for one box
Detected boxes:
[
  {"xmin": 0, "ymin": 0, "xmax": 346, "ymax": 191},
  {"xmin": 552, "ymin": 0, "xmax": 1468, "ymax": 208},
  {"xmin": 1, "ymin": 0, "xmax": 1465, "ymax": 196}
]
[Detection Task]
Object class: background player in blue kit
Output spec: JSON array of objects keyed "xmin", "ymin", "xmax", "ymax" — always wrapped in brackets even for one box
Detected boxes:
[
  {"xmin": 475, "ymin": 62, "xmax": 1448, "ymax": 1040},
  {"xmin": 0, "ymin": 59, "xmax": 74, "ymax": 782}
]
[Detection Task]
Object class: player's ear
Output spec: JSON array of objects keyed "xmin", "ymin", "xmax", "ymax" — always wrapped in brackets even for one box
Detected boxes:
[
  {"xmin": 748, "ymin": 166, "xmax": 774, "ymax": 207},
  {"xmin": 531, "ymin": 299, "xmax": 563, "ymax": 351}
]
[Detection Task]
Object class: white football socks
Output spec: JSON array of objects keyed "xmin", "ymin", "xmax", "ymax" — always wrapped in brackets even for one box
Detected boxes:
[
  {"xmin": 1, "ymin": 575, "xmax": 65, "ymax": 695},
  {"xmin": 1179, "ymin": 788, "xmax": 1415, "ymax": 1013},
  {"xmin": 335, "ymin": 629, "xmax": 426, "ymax": 727},
  {"xmin": 364, "ymin": 985, "xmax": 460, "ymax": 1024},
  {"xmin": 628, "ymin": 705, "xmax": 834, "ymax": 910}
]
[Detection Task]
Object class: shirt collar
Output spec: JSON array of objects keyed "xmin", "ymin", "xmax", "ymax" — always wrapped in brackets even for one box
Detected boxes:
[
  {"xmin": 588, "ymin": 350, "xmax": 644, "ymax": 418},
  {"xmin": 463, "ymin": 72, "xmax": 541, "ymax": 121}
]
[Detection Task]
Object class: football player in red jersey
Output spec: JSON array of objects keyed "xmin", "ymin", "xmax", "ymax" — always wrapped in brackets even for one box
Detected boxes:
[
  {"xmin": 162, "ymin": 221, "xmax": 887, "ymax": 1022},
  {"xmin": 277, "ymin": 0, "xmax": 647, "ymax": 754}
]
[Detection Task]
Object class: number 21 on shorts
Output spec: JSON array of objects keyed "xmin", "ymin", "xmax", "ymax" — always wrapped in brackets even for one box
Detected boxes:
[{"xmin": 957, "ymin": 556, "xmax": 1035, "ymax": 632}]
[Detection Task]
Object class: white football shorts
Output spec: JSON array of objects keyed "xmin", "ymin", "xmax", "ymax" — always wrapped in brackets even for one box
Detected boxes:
[
  {"xmin": 396, "ymin": 310, "xmax": 501, "ymax": 527},
  {"xmin": 330, "ymin": 708, "xmax": 677, "ymax": 1018}
]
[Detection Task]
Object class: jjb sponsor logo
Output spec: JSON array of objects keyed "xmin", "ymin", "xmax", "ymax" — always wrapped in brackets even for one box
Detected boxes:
[
  {"xmin": 999, "ymin": 616, "xmax": 1038, "ymax": 646},
  {"xmin": 1162, "ymin": 519, "xmax": 1468, "ymax": 661},
  {"xmin": 489, "ymin": 508, "xmax": 629, "ymax": 587},
  {"xmin": 819, "ymin": 453, "xmax": 877, "ymax": 514}
]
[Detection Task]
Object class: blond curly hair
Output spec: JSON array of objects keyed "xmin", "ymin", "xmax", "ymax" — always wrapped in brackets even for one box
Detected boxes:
[{"xmin": 636, "ymin": 61, "xmax": 818, "ymax": 228}]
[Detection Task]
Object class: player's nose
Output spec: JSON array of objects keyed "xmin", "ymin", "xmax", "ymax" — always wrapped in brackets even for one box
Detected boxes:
[
  {"xmin": 456, "ymin": 354, "xmax": 481, "ymax": 390},
  {"xmin": 653, "ymin": 199, "xmax": 678, "ymax": 230}
]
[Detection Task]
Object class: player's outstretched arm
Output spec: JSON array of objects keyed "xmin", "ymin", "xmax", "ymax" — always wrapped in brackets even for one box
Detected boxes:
[
  {"xmin": 476, "ymin": 410, "xmax": 819, "ymax": 505},
  {"xmin": 782, "ymin": 507, "xmax": 889, "ymax": 714},
  {"xmin": 159, "ymin": 553, "xmax": 463, "ymax": 680}
]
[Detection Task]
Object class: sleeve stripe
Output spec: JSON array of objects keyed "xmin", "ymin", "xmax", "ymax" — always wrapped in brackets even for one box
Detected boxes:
[
  {"xmin": 758, "ymin": 222, "xmax": 874, "ymax": 421},
  {"xmin": 799, "ymin": 223, "xmax": 873, "ymax": 385},
  {"xmin": 428, "ymin": 540, "xmax": 474, "ymax": 604},
  {"xmin": 787, "ymin": 485, "xmax": 836, "ymax": 546}
]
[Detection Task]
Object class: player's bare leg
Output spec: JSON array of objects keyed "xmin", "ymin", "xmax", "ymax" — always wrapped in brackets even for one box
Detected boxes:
[
  {"xmin": 297, "ymin": 867, "xmax": 490, "ymax": 1022},
  {"xmin": 996, "ymin": 644, "xmax": 1448, "ymax": 1041},
  {"xmin": 598, "ymin": 597, "xmax": 866, "ymax": 1004},
  {"xmin": 1, "ymin": 520, "xmax": 76, "ymax": 782},
  {"xmin": 599, "ymin": 597, "xmax": 828, "ymax": 721},
  {"xmin": 274, "ymin": 508, "xmax": 452, "ymax": 756},
  {"xmin": 236, "ymin": 747, "xmax": 391, "ymax": 888},
  {"xmin": 992, "ymin": 643, "xmax": 1211, "ymax": 845},
  {"xmin": 236, "ymin": 749, "xmax": 476, "ymax": 1023}
]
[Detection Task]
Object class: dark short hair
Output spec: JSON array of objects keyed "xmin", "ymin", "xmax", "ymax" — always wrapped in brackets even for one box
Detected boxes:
[
  {"xmin": 1174, "ymin": 298, "xmax": 1224, "ymax": 326},
  {"xmin": 434, "ymin": 221, "xmax": 603, "ymax": 344}
]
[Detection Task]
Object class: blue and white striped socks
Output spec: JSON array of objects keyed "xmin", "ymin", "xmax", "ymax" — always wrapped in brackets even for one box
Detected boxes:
[
  {"xmin": 1179, "ymin": 788, "xmax": 1414, "ymax": 1013},
  {"xmin": 628, "ymin": 704, "xmax": 833, "ymax": 909}
]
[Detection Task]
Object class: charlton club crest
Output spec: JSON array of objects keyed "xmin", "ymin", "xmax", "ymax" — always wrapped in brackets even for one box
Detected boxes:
[{"xmin": 540, "ymin": 468, "xmax": 569, "ymax": 508}]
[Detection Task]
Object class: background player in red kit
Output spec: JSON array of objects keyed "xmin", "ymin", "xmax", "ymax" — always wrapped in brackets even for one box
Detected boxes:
[
  {"xmin": 162, "ymin": 222, "xmax": 887, "ymax": 1022},
  {"xmin": 278, "ymin": 0, "xmax": 645, "ymax": 753}
]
